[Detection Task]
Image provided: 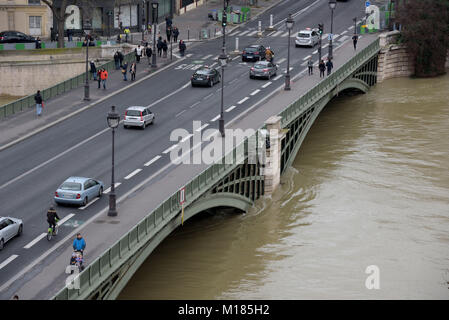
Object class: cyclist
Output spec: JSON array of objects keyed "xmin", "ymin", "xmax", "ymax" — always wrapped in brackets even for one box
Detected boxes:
[{"xmin": 47, "ymin": 206, "xmax": 60, "ymax": 235}]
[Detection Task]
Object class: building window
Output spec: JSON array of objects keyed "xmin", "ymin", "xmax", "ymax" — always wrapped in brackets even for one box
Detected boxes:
[
  {"xmin": 28, "ymin": 0, "xmax": 41, "ymax": 5},
  {"xmin": 29, "ymin": 16, "xmax": 42, "ymax": 36}
]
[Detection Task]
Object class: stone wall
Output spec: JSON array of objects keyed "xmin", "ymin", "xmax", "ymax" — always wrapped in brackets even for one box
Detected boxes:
[{"xmin": 0, "ymin": 44, "xmax": 135, "ymax": 96}]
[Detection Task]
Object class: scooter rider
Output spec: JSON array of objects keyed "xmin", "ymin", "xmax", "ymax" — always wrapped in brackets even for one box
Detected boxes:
[
  {"xmin": 265, "ymin": 47, "xmax": 274, "ymax": 63},
  {"xmin": 47, "ymin": 206, "xmax": 60, "ymax": 234}
]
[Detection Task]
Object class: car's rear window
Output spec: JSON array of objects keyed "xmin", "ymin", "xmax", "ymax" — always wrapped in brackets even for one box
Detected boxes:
[
  {"xmin": 196, "ymin": 69, "xmax": 211, "ymax": 75},
  {"xmin": 60, "ymin": 182, "xmax": 82, "ymax": 191},
  {"xmin": 298, "ymin": 33, "xmax": 311, "ymax": 38},
  {"xmin": 126, "ymin": 110, "xmax": 142, "ymax": 116},
  {"xmin": 245, "ymin": 47, "xmax": 257, "ymax": 52},
  {"xmin": 254, "ymin": 64, "xmax": 268, "ymax": 69}
]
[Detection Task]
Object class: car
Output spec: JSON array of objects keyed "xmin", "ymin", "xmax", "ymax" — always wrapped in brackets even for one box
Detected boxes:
[
  {"xmin": 54, "ymin": 177, "xmax": 104, "ymax": 206},
  {"xmin": 295, "ymin": 28, "xmax": 319, "ymax": 47},
  {"xmin": 0, "ymin": 217, "xmax": 23, "ymax": 250},
  {"xmin": 191, "ymin": 66, "xmax": 221, "ymax": 87},
  {"xmin": 249, "ymin": 61, "xmax": 278, "ymax": 80},
  {"xmin": 0, "ymin": 31, "xmax": 36, "ymax": 43},
  {"xmin": 242, "ymin": 44, "xmax": 266, "ymax": 62},
  {"xmin": 123, "ymin": 106, "xmax": 155, "ymax": 129}
]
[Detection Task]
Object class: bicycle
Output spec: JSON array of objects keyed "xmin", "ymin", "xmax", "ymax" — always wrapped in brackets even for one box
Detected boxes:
[{"xmin": 47, "ymin": 218, "xmax": 59, "ymax": 241}]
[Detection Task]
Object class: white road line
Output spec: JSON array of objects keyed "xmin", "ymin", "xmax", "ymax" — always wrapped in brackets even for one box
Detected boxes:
[
  {"xmin": 162, "ymin": 144, "xmax": 179, "ymax": 154},
  {"xmin": 225, "ymin": 105, "xmax": 236, "ymax": 112},
  {"xmin": 303, "ymin": 55, "xmax": 311, "ymax": 61},
  {"xmin": 261, "ymin": 81, "xmax": 272, "ymax": 88},
  {"xmin": 273, "ymin": 74, "xmax": 283, "ymax": 81},
  {"xmin": 203, "ymin": 93, "xmax": 213, "ymax": 100},
  {"xmin": 186, "ymin": 53, "xmax": 193, "ymax": 57},
  {"xmin": 175, "ymin": 109, "xmax": 186, "ymax": 117},
  {"xmin": 238, "ymin": 30, "xmax": 250, "ymax": 36},
  {"xmin": 281, "ymin": 32, "xmax": 289, "ymax": 37},
  {"xmin": 213, "ymin": 55, "xmax": 219, "ymax": 60},
  {"xmin": 357, "ymin": 20, "xmax": 362, "ymax": 24},
  {"xmin": 58, "ymin": 213, "xmax": 75, "ymax": 226},
  {"xmin": 103, "ymin": 183, "xmax": 121, "ymax": 194},
  {"xmin": 211, "ymin": 114, "xmax": 220, "ymax": 122},
  {"xmin": 195, "ymin": 123, "xmax": 209, "ymax": 132},
  {"xmin": 238, "ymin": 97, "xmax": 249, "ymax": 104},
  {"xmin": 266, "ymin": 31, "xmax": 276, "ymax": 37},
  {"xmin": 146, "ymin": 81, "xmax": 190, "ymax": 108},
  {"xmin": 229, "ymin": 31, "xmax": 239, "ymax": 36},
  {"xmin": 341, "ymin": 30, "xmax": 348, "ymax": 35},
  {"xmin": 79, "ymin": 197, "xmax": 99, "ymax": 210},
  {"xmin": 0, "ymin": 255, "xmax": 18, "ymax": 270},
  {"xmin": 348, "ymin": 25, "xmax": 354, "ymax": 30},
  {"xmin": 250, "ymin": 89, "xmax": 260, "ymax": 96},
  {"xmin": 312, "ymin": 50, "xmax": 318, "ymax": 54},
  {"xmin": 272, "ymin": 30, "xmax": 283, "ymax": 37},
  {"xmin": 232, "ymin": 55, "xmax": 240, "ymax": 60},
  {"xmin": 339, "ymin": 35, "xmax": 349, "ymax": 42},
  {"xmin": 322, "ymin": 43, "xmax": 329, "ymax": 48},
  {"xmin": 277, "ymin": 57, "xmax": 286, "ymax": 64},
  {"xmin": 23, "ymin": 234, "xmax": 47, "ymax": 249},
  {"xmin": 247, "ymin": 30, "xmax": 258, "ymax": 36},
  {"xmin": 202, "ymin": 54, "xmax": 213, "ymax": 59},
  {"xmin": 333, "ymin": 34, "xmax": 340, "ymax": 40},
  {"xmin": 321, "ymin": 33, "xmax": 328, "ymax": 40},
  {"xmin": 189, "ymin": 101, "xmax": 201, "ymax": 109},
  {"xmin": 124, "ymin": 168, "xmax": 142, "ymax": 180},
  {"xmin": 180, "ymin": 134, "xmax": 194, "ymax": 143},
  {"xmin": 283, "ymin": 67, "xmax": 293, "ymax": 73},
  {"xmin": 144, "ymin": 155, "xmax": 161, "ymax": 167},
  {"xmin": 301, "ymin": 61, "xmax": 308, "ymax": 66}
]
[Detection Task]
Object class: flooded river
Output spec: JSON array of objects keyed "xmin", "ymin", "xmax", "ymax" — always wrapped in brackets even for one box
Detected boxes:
[{"xmin": 119, "ymin": 74, "xmax": 449, "ymax": 299}]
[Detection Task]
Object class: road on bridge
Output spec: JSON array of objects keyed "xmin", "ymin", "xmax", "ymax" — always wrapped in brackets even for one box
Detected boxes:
[{"xmin": 0, "ymin": 0, "xmax": 366, "ymax": 298}]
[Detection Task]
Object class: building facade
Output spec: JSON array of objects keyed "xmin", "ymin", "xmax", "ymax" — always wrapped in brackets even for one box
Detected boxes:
[{"xmin": 0, "ymin": 0, "xmax": 52, "ymax": 37}]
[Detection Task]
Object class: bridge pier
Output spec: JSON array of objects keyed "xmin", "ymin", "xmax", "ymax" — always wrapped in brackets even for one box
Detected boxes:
[{"xmin": 264, "ymin": 116, "xmax": 286, "ymax": 195}]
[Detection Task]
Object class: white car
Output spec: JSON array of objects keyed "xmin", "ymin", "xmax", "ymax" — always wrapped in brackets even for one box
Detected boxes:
[
  {"xmin": 123, "ymin": 106, "xmax": 155, "ymax": 129},
  {"xmin": 0, "ymin": 217, "xmax": 23, "ymax": 250},
  {"xmin": 295, "ymin": 28, "xmax": 320, "ymax": 47}
]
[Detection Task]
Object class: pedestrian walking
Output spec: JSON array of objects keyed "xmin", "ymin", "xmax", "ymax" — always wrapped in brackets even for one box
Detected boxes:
[
  {"xmin": 352, "ymin": 34, "xmax": 358, "ymax": 50},
  {"xmin": 116, "ymin": 33, "xmax": 122, "ymax": 44},
  {"xmin": 50, "ymin": 27, "xmax": 56, "ymax": 42},
  {"xmin": 146, "ymin": 45, "xmax": 153, "ymax": 64},
  {"xmin": 179, "ymin": 40, "xmax": 186, "ymax": 57},
  {"xmin": 165, "ymin": 17, "xmax": 172, "ymax": 29},
  {"xmin": 35, "ymin": 37, "xmax": 41, "ymax": 49},
  {"xmin": 307, "ymin": 58, "xmax": 313, "ymax": 75},
  {"xmin": 114, "ymin": 51, "xmax": 120, "ymax": 69},
  {"xmin": 101, "ymin": 68, "xmax": 108, "ymax": 89},
  {"xmin": 124, "ymin": 28, "xmax": 130, "ymax": 43},
  {"xmin": 90, "ymin": 60, "xmax": 97, "ymax": 81},
  {"xmin": 97, "ymin": 69, "xmax": 102, "ymax": 88},
  {"xmin": 162, "ymin": 40, "xmax": 168, "ymax": 58},
  {"xmin": 172, "ymin": 27, "xmax": 179, "ymax": 43},
  {"xmin": 73, "ymin": 233, "xmax": 86, "ymax": 253},
  {"xmin": 34, "ymin": 90, "xmax": 43, "ymax": 116},
  {"xmin": 326, "ymin": 58, "xmax": 333, "ymax": 76},
  {"xmin": 166, "ymin": 26, "xmax": 172, "ymax": 43},
  {"xmin": 319, "ymin": 60, "xmax": 326, "ymax": 78},
  {"xmin": 67, "ymin": 28, "xmax": 73, "ymax": 42},
  {"xmin": 118, "ymin": 51, "xmax": 124, "ymax": 68},
  {"xmin": 135, "ymin": 45, "xmax": 143, "ymax": 63},
  {"xmin": 121, "ymin": 62, "xmax": 128, "ymax": 81},
  {"xmin": 130, "ymin": 62, "xmax": 137, "ymax": 81},
  {"xmin": 157, "ymin": 36, "xmax": 163, "ymax": 57}
]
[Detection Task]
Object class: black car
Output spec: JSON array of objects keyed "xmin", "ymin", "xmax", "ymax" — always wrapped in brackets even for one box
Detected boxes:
[
  {"xmin": 0, "ymin": 31, "xmax": 36, "ymax": 43},
  {"xmin": 242, "ymin": 45, "xmax": 266, "ymax": 62},
  {"xmin": 191, "ymin": 67, "xmax": 221, "ymax": 87}
]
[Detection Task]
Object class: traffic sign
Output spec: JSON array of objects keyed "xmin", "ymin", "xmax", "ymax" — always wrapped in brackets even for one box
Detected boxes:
[
  {"xmin": 179, "ymin": 187, "xmax": 185, "ymax": 205},
  {"xmin": 365, "ymin": 1, "xmax": 370, "ymax": 7},
  {"xmin": 328, "ymin": 33, "xmax": 333, "ymax": 40}
]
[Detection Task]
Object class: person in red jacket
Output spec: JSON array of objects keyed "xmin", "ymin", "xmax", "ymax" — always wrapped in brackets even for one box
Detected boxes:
[{"xmin": 101, "ymin": 69, "xmax": 108, "ymax": 89}]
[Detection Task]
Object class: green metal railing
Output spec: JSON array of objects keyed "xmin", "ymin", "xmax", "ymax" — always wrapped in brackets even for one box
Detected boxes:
[
  {"xmin": 278, "ymin": 38, "xmax": 380, "ymax": 128},
  {"xmin": 52, "ymin": 37, "xmax": 381, "ymax": 300},
  {"xmin": 0, "ymin": 51, "xmax": 136, "ymax": 120}
]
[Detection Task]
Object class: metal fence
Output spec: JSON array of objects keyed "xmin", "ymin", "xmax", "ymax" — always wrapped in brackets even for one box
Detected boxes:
[
  {"xmin": 52, "ymin": 37, "xmax": 381, "ymax": 300},
  {"xmin": 0, "ymin": 50, "xmax": 136, "ymax": 120}
]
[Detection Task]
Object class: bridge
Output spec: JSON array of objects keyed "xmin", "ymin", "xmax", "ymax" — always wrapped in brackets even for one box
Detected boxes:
[{"xmin": 52, "ymin": 36, "xmax": 380, "ymax": 300}]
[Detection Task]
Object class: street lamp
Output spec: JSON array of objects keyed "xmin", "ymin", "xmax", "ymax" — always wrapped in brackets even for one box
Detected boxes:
[
  {"xmin": 284, "ymin": 13, "xmax": 294, "ymax": 91},
  {"xmin": 218, "ymin": 53, "xmax": 227, "ymax": 137},
  {"xmin": 142, "ymin": 0, "xmax": 146, "ymax": 42},
  {"xmin": 83, "ymin": 19, "xmax": 92, "ymax": 101},
  {"xmin": 151, "ymin": 2, "xmax": 159, "ymax": 68},
  {"xmin": 328, "ymin": 0, "xmax": 336, "ymax": 60},
  {"xmin": 107, "ymin": 106, "xmax": 120, "ymax": 217}
]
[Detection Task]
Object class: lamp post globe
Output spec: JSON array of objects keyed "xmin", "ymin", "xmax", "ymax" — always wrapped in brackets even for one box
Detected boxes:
[
  {"xmin": 329, "ymin": 0, "xmax": 336, "ymax": 9},
  {"xmin": 328, "ymin": 0, "xmax": 336, "ymax": 60},
  {"xmin": 107, "ymin": 106, "xmax": 120, "ymax": 217}
]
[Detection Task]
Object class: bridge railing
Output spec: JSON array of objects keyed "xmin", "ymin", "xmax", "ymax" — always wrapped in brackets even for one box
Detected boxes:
[
  {"xmin": 53, "ymin": 139, "xmax": 258, "ymax": 300},
  {"xmin": 0, "ymin": 51, "xmax": 136, "ymax": 120},
  {"xmin": 278, "ymin": 38, "xmax": 380, "ymax": 128}
]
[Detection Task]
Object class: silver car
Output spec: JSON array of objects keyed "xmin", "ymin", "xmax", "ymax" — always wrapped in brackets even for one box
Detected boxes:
[
  {"xmin": 0, "ymin": 217, "xmax": 23, "ymax": 250},
  {"xmin": 123, "ymin": 106, "xmax": 155, "ymax": 129},
  {"xmin": 295, "ymin": 28, "xmax": 319, "ymax": 47},
  {"xmin": 54, "ymin": 176, "xmax": 104, "ymax": 206},
  {"xmin": 249, "ymin": 61, "xmax": 278, "ymax": 80}
]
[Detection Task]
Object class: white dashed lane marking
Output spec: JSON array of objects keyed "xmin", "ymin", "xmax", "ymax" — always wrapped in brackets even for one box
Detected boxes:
[
  {"xmin": 124, "ymin": 168, "xmax": 142, "ymax": 180},
  {"xmin": 0, "ymin": 255, "xmax": 18, "ymax": 270},
  {"xmin": 195, "ymin": 123, "xmax": 209, "ymax": 132},
  {"xmin": 23, "ymin": 234, "xmax": 47, "ymax": 249},
  {"xmin": 261, "ymin": 81, "xmax": 272, "ymax": 88},
  {"xmin": 211, "ymin": 114, "xmax": 220, "ymax": 122},
  {"xmin": 162, "ymin": 145, "xmax": 179, "ymax": 154},
  {"xmin": 250, "ymin": 89, "xmax": 260, "ymax": 96},
  {"xmin": 144, "ymin": 155, "xmax": 161, "ymax": 167},
  {"xmin": 226, "ymin": 105, "xmax": 236, "ymax": 112},
  {"xmin": 238, "ymin": 97, "xmax": 249, "ymax": 104},
  {"xmin": 104, "ymin": 183, "xmax": 121, "ymax": 194}
]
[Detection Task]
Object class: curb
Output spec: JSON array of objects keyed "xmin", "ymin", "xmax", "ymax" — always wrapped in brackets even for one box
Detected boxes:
[{"xmin": 0, "ymin": 57, "xmax": 186, "ymax": 152}]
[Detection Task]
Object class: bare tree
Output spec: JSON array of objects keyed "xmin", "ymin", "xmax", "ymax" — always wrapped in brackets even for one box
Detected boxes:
[
  {"xmin": 42, "ymin": 0, "xmax": 70, "ymax": 48},
  {"xmin": 396, "ymin": 0, "xmax": 449, "ymax": 77}
]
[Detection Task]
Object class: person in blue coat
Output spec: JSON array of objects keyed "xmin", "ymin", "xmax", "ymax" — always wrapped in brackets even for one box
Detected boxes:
[{"xmin": 73, "ymin": 233, "xmax": 86, "ymax": 252}]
